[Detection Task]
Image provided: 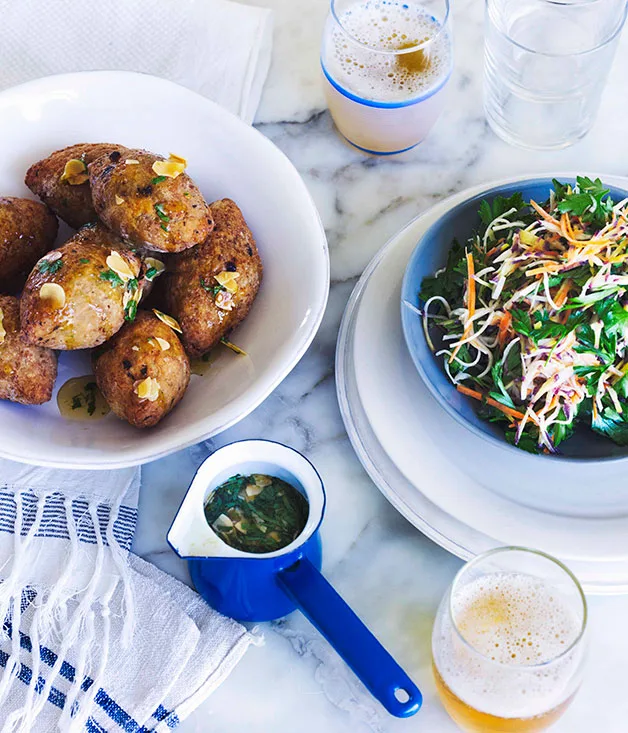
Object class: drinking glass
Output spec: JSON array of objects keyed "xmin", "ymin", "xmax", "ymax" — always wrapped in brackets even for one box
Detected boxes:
[
  {"xmin": 320, "ymin": 0, "xmax": 453, "ymax": 155},
  {"xmin": 484, "ymin": 0, "xmax": 628, "ymax": 150},
  {"xmin": 432, "ymin": 547, "xmax": 587, "ymax": 732}
]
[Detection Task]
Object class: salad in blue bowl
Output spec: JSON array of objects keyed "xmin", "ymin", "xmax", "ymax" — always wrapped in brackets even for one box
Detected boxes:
[{"xmin": 401, "ymin": 176, "xmax": 628, "ymax": 459}]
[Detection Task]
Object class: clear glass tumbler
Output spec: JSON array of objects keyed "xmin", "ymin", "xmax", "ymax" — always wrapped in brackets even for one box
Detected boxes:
[
  {"xmin": 484, "ymin": 0, "xmax": 628, "ymax": 149},
  {"xmin": 321, "ymin": 0, "xmax": 453, "ymax": 155},
  {"xmin": 432, "ymin": 547, "xmax": 587, "ymax": 732}
]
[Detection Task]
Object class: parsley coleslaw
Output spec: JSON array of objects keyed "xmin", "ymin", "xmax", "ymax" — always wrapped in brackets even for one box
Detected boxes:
[{"xmin": 419, "ymin": 177, "xmax": 628, "ymax": 454}]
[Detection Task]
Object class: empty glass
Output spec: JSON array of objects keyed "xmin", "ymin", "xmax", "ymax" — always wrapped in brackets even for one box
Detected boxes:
[{"xmin": 484, "ymin": 0, "xmax": 628, "ymax": 149}]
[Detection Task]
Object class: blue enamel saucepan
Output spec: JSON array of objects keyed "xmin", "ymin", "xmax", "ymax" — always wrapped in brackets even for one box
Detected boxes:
[{"xmin": 167, "ymin": 439, "xmax": 422, "ymax": 718}]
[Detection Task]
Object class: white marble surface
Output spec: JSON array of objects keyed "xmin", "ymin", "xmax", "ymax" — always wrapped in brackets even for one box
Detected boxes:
[{"xmin": 134, "ymin": 0, "xmax": 628, "ymax": 730}]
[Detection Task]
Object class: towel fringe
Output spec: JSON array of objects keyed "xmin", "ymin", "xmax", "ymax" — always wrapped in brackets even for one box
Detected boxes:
[{"xmin": 0, "ymin": 489, "xmax": 135, "ymax": 731}]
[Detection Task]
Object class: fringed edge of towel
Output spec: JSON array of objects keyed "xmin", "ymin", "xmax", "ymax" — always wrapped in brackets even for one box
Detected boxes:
[{"xmin": 0, "ymin": 484, "xmax": 137, "ymax": 732}]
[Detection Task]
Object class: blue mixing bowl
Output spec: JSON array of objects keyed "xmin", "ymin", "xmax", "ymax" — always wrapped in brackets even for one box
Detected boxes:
[{"xmin": 400, "ymin": 177, "xmax": 628, "ymax": 461}]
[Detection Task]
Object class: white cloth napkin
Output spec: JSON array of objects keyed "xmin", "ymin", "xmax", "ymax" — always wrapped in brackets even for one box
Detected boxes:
[
  {"xmin": 0, "ymin": 0, "xmax": 273, "ymax": 123},
  {"xmin": 0, "ymin": 460, "xmax": 256, "ymax": 732}
]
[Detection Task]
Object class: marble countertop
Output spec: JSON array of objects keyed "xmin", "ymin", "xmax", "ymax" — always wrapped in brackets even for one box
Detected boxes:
[{"xmin": 134, "ymin": 0, "xmax": 628, "ymax": 730}]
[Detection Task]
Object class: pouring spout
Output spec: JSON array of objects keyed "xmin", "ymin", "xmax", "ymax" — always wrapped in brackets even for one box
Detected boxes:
[{"xmin": 167, "ymin": 466, "xmax": 243, "ymax": 559}]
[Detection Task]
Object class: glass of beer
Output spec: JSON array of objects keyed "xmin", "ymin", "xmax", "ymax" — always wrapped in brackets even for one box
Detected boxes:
[
  {"xmin": 320, "ymin": 0, "xmax": 453, "ymax": 155},
  {"xmin": 432, "ymin": 547, "xmax": 587, "ymax": 732}
]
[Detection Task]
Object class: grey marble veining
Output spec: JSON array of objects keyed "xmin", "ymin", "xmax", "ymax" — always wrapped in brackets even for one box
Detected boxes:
[{"xmin": 134, "ymin": 0, "xmax": 628, "ymax": 729}]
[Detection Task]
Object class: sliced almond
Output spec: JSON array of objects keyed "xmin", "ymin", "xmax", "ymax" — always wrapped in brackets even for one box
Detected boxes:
[
  {"xmin": 234, "ymin": 520, "xmax": 248, "ymax": 534},
  {"xmin": 0, "ymin": 308, "xmax": 5, "ymax": 345},
  {"xmin": 125, "ymin": 159, "xmax": 140, "ymax": 165},
  {"xmin": 106, "ymin": 251, "xmax": 135, "ymax": 281},
  {"xmin": 39, "ymin": 283, "xmax": 66, "ymax": 309},
  {"xmin": 144, "ymin": 257, "xmax": 165, "ymax": 275},
  {"xmin": 115, "ymin": 195, "xmax": 125, "ymax": 205},
  {"xmin": 245, "ymin": 483, "xmax": 263, "ymax": 499},
  {"xmin": 152, "ymin": 309, "xmax": 182, "ymax": 333},
  {"xmin": 214, "ymin": 290, "xmax": 234, "ymax": 311},
  {"xmin": 214, "ymin": 270, "xmax": 240, "ymax": 294},
  {"xmin": 155, "ymin": 337, "xmax": 170, "ymax": 351},
  {"xmin": 214, "ymin": 513, "xmax": 233, "ymax": 529},
  {"xmin": 44, "ymin": 251, "xmax": 63, "ymax": 263},
  {"xmin": 133, "ymin": 376, "xmax": 160, "ymax": 402},
  {"xmin": 60, "ymin": 158, "xmax": 88, "ymax": 185},
  {"xmin": 131, "ymin": 345, "xmax": 140, "ymax": 351},
  {"xmin": 152, "ymin": 158, "xmax": 186, "ymax": 179}
]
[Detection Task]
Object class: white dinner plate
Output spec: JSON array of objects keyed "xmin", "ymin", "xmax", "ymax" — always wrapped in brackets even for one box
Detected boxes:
[
  {"xmin": 337, "ymin": 175, "xmax": 628, "ymax": 593},
  {"xmin": 0, "ymin": 71, "xmax": 329, "ymax": 469}
]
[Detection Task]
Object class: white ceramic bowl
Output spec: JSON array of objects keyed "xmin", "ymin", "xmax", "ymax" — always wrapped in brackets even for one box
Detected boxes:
[{"xmin": 0, "ymin": 71, "xmax": 329, "ymax": 469}]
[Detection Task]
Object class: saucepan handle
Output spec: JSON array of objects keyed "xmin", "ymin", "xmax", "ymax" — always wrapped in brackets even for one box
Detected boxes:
[{"xmin": 277, "ymin": 557, "xmax": 422, "ymax": 718}]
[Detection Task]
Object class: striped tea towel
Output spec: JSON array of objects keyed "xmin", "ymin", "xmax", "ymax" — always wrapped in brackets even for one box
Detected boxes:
[{"xmin": 0, "ymin": 460, "xmax": 254, "ymax": 732}]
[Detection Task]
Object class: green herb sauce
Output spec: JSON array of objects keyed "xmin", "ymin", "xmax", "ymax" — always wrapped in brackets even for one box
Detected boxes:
[{"xmin": 204, "ymin": 473, "xmax": 309, "ymax": 554}]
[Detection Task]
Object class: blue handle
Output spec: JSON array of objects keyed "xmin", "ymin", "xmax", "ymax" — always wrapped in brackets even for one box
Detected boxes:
[{"xmin": 277, "ymin": 558, "xmax": 422, "ymax": 718}]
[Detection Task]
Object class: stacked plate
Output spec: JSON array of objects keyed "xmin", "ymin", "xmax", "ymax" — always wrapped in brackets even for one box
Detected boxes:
[{"xmin": 336, "ymin": 176, "xmax": 628, "ymax": 594}]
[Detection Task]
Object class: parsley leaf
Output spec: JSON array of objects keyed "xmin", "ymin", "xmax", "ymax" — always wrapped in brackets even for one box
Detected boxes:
[
  {"xmin": 152, "ymin": 175, "xmax": 167, "ymax": 184},
  {"xmin": 154, "ymin": 203, "xmax": 170, "ymax": 223},
  {"xmin": 420, "ymin": 238, "xmax": 466, "ymax": 304},
  {"xmin": 555, "ymin": 176, "xmax": 613, "ymax": 228},
  {"xmin": 200, "ymin": 276, "xmax": 224, "ymax": 297},
  {"xmin": 100, "ymin": 269, "xmax": 124, "ymax": 287},
  {"xmin": 510, "ymin": 308, "xmax": 533, "ymax": 337},
  {"xmin": 592, "ymin": 406, "xmax": 628, "ymax": 445},
  {"xmin": 478, "ymin": 193, "xmax": 526, "ymax": 227},
  {"xmin": 38, "ymin": 258, "xmax": 63, "ymax": 275},
  {"xmin": 124, "ymin": 299, "xmax": 138, "ymax": 322}
]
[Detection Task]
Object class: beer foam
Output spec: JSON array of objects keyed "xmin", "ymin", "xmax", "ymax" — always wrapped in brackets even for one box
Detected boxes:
[
  {"xmin": 433, "ymin": 572, "xmax": 583, "ymax": 720},
  {"xmin": 325, "ymin": 0, "xmax": 452, "ymax": 103}
]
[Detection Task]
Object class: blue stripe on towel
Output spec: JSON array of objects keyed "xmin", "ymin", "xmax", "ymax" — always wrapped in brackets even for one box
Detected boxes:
[
  {"xmin": 0, "ymin": 491, "xmax": 137, "ymax": 550},
  {"xmin": 0, "ymin": 648, "xmax": 66, "ymax": 710},
  {"xmin": 152, "ymin": 705, "xmax": 180, "ymax": 728},
  {"xmin": 1, "ymin": 624, "xmax": 179, "ymax": 732}
]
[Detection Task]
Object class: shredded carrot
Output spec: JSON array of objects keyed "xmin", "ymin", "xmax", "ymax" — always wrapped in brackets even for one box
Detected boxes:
[
  {"xmin": 498, "ymin": 311, "xmax": 512, "ymax": 348},
  {"xmin": 449, "ymin": 252, "xmax": 476, "ymax": 364},
  {"xmin": 530, "ymin": 199, "xmax": 556, "ymax": 223},
  {"xmin": 561, "ymin": 213, "xmax": 575, "ymax": 241},
  {"xmin": 466, "ymin": 251, "xmax": 476, "ymax": 320},
  {"xmin": 553, "ymin": 278, "xmax": 572, "ymax": 308},
  {"xmin": 456, "ymin": 384, "xmax": 527, "ymax": 421}
]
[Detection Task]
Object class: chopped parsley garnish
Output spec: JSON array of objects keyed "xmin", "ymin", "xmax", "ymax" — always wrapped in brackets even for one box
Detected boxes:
[
  {"xmin": 125, "ymin": 299, "xmax": 138, "ymax": 322},
  {"xmin": 100, "ymin": 269, "xmax": 124, "ymax": 287},
  {"xmin": 79, "ymin": 258, "xmax": 90, "ymax": 264},
  {"xmin": 154, "ymin": 203, "xmax": 170, "ymax": 223},
  {"xmin": 152, "ymin": 175, "xmax": 167, "ymax": 184},
  {"xmin": 38, "ymin": 258, "xmax": 63, "ymax": 275},
  {"xmin": 145, "ymin": 267, "xmax": 159, "ymax": 280},
  {"xmin": 84, "ymin": 381, "xmax": 98, "ymax": 416},
  {"xmin": 71, "ymin": 381, "xmax": 97, "ymax": 416},
  {"xmin": 200, "ymin": 277, "xmax": 224, "ymax": 296}
]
